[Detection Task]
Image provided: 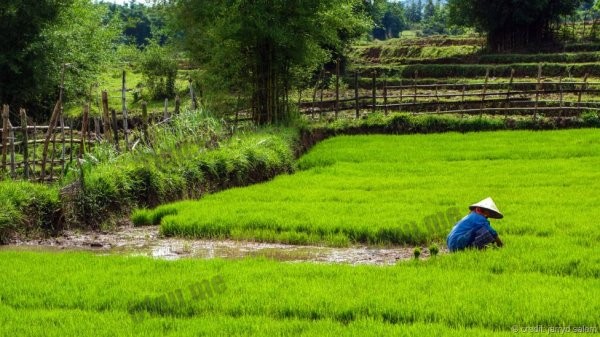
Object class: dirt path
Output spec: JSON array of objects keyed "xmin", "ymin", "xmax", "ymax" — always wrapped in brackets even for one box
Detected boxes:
[{"xmin": 8, "ymin": 225, "xmax": 443, "ymax": 265}]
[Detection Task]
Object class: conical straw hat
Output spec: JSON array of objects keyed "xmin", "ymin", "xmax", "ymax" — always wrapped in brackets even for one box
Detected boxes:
[{"xmin": 469, "ymin": 197, "xmax": 503, "ymax": 219}]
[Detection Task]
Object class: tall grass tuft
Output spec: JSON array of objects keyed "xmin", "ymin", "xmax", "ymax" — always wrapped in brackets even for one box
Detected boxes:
[
  {"xmin": 60, "ymin": 107, "xmax": 296, "ymax": 229},
  {"xmin": 0, "ymin": 181, "xmax": 60, "ymax": 242}
]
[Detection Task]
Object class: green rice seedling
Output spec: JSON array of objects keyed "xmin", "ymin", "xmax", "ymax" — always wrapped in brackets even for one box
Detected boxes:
[
  {"xmin": 413, "ymin": 247, "xmax": 421, "ymax": 259},
  {"xmin": 131, "ymin": 209, "xmax": 152, "ymax": 227},
  {"xmin": 0, "ymin": 200, "xmax": 21, "ymax": 243},
  {"xmin": 1, "ymin": 251, "xmax": 599, "ymax": 336},
  {"xmin": 143, "ymin": 129, "xmax": 600, "ymax": 248},
  {"xmin": 429, "ymin": 244, "xmax": 439, "ymax": 257}
]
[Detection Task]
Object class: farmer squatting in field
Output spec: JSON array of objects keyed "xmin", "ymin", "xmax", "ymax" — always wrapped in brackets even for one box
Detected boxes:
[{"xmin": 447, "ymin": 197, "xmax": 504, "ymax": 252}]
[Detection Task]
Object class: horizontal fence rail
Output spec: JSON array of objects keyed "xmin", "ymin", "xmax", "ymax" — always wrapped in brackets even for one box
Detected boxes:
[{"xmin": 300, "ymin": 65, "xmax": 600, "ymax": 120}]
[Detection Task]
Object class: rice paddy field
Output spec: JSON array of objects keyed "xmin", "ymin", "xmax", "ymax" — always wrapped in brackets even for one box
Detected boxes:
[
  {"xmin": 2, "ymin": 129, "xmax": 600, "ymax": 336},
  {"xmin": 139, "ymin": 130, "xmax": 600, "ymax": 249}
]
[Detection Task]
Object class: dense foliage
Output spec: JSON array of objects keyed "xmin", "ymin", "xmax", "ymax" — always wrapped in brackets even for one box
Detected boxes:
[
  {"xmin": 0, "ymin": 0, "xmax": 118, "ymax": 117},
  {"xmin": 139, "ymin": 42, "xmax": 178, "ymax": 100},
  {"xmin": 101, "ymin": 1, "xmax": 166, "ymax": 47},
  {"xmin": 366, "ymin": 0, "xmax": 459, "ymax": 39},
  {"xmin": 448, "ymin": 0, "xmax": 583, "ymax": 51},
  {"xmin": 365, "ymin": 0, "xmax": 408, "ymax": 39},
  {"xmin": 172, "ymin": 0, "xmax": 369, "ymax": 125}
]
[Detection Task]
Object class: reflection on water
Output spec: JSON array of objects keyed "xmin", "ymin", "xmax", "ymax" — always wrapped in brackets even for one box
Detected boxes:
[{"xmin": 6, "ymin": 226, "xmax": 440, "ymax": 265}]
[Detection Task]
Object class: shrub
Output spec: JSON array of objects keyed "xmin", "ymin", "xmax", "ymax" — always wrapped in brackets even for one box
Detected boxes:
[
  {"xmin": 139, "ymin": 42, "xmax": 178, "ymax": 100},
  {"xmin": 315, "ymin": 112, "xmax": 599, "ymax": 137},
  {"xmin": 413, "ymin": 247, "xmax": 421, "ymax": 259},
  {"xmin": 429, "ymin": 244, "xmax": 439, "ymax": 257},
  {"xmin": 132, "ymin": 206, "xmax": 178, "ymax": 227},
  {"xmin": 64, "ymin": 129, "xmax": 296, "ymax": 229},
  {"xmin": 360, "ymin": 63, "xmax": 600, "ymax": 79},
  {"xmin": 0, "ymin": 181, "xmax": 60, "ymax": 243},
  {"xmin": 582, "ymin": 111, "xmax": 600, "ymax": 127}
]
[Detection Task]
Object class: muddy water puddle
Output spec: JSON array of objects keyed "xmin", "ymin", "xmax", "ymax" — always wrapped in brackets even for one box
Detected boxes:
[{"xmin": 9, "ymin": 225, "xmax": 440, "ymax": 265}]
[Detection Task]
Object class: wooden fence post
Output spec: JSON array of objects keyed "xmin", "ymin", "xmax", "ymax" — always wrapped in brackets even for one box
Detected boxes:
[
  {"xmin": 460, "ymin": 85, "xmax": 466, "ymax": 119},
  {"xmin": 175, "ymin": 95, "xmax": 181, "ymax": 115},
  {"xmin": 59, "ymin": 64, "xmax": 67, "ymax": 175},
  {"xmin": 434, "ymin": 83, "xmax": 439, "ymax": 113},
  {"xmin": 319, "ymin": 83, "xmax": 324, "ymax": 119},
  {"xmin": 354, "ymin": 71, "xmax": 360, "ymax": 119},
  {"xmin": 94, "ymin": 118, "xmax": 101, "ymax": 142},
  {"xmin": 164, "ymin": 98, "xmax": 169, "ymax": 120},
  {"xmin": 8, "ymin": 120, "xmax": 15, "ymax": 178},
  {"xmin": 558, "ymin": 76, "xmax": 564, "ymax": 116},
  {"xmin": 1, "ymin": 105, "xmax": 8, "ymax": 176},
  {"xmin": 111, "ymin": 109, "xmax": 120, "ymax": 152},
  {"xmin": 20, "ymin": 109, "xmax": 29, "ymax": 179},
  {"xmin": 122, "ymin": 70, "xmax": 129, "ymax": 151},
  {"xmin": 578, "ymin": 73, "xmax": 589, "ymax": 108},
  {"xmin": 69, "ymin": 119, "xmax": 74, "ymax": 163},
  {"xmin": 371, "ymin": 71, "xmax": 377, "ymax": 115},
  {"xmin": 59, "ymin": 115, "xmax": 66, "ymax": 174},
  {"xmin": 189, "ymin": 79, "xmax": 197, "ymax": 110},
  {"xmin": 141, "ymin": 101, "xmax": 149, "ymax": 144},
  {"xmin": 399, "ymin": 80, "xmax": 404, "ymax": 105},
  {"xmin": 32, "ymin": 122, "xmax": 37, "ymax": 179},
  {"xmin": 101, "ymin": 91, "xmax": 111, "ymax": 142},
  {"xmin": 383, "ymin": 76, "xmax": 388, "ymax": 116},
  {"xmin": 41, "ymin": 101, "xmax": 62, "ymax": 182},
  {"xmin": 311, "ymin": 68, "xmax": 324, "ymax": 119},
  {"xmin": 534, "ymin": 64, "xmax": 542, "ymax": 119},
  {"xmin": 413, "ymin": 71, "xmax": 418, "ymax": 106},
  {"xmin": 480, "ymin": 68, "xmax": 490, "ymax": 117},
  {"xmin": 50, "ymin": 132, "xmax": 57, "ymax": 180},
  {"xmin": 335, "ymin": 58, "xmax": 340, "ymax": 118},
  {"xmin": 505, "ymin": 69, "xmax": 515, "ymax": 119},
  {"xmin": 80, "ymin": 104, "xmax": 89, "ymax": 158}
]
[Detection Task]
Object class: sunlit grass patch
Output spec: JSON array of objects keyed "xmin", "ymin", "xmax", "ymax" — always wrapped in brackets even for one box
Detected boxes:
[{"xmin": 138, "ymin": 129, "xmax": 600, "ymax": 247}]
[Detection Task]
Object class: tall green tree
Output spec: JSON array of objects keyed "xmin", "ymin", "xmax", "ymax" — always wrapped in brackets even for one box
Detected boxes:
[
  {"xmin": 422, "ymin": 3, "xmax": 451, "ymax": 36},
  {"xmin": 406, "ymin": 0, "xmax": 423, "ymax": 23},
  {"xmin": 1, "ymin": 0, "xmax": 71, "ymax": 109},
  {"xmin": 0, "ymin": 0, "xmax": 118, "ymax": 117},
  {"xmin": 423, "ymin": 0, "xmax": 436, "ymax": 20},
  {"xmin": 368, "ymin": 1, "xmax": 407, "ymax": 40},
  {"xmin": 382, "ymin": 3, "xmax": 408, "ymax": 38},
  {"xmin": 448, "ymin": 0, "xmax": 583, "ymax": 51},
  {"xmin": 100, "ymin": 1, "xmax": 167, "ymax": 48},
  {"xmin": 173, "ymin": 0, "xmax": 369, "ymax": 125}
]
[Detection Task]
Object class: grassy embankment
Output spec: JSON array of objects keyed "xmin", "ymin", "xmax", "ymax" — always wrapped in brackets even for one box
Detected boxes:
[{"xmin": 0, "ymin": 108, "xmax": 296, "ymax": 241}]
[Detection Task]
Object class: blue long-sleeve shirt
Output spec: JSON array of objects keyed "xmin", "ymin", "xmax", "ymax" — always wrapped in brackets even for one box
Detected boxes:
[{"xmin": 447, "ymin": 212, "xmax": 498, "ymax": 251}]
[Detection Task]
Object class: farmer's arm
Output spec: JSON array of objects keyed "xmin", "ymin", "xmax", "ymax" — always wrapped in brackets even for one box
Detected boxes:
[
  {"xmin": 494, "ymin": 235, "xmax": 504, "ymax": 247},
  {"xmin": 484, "ymin": 222, "xmax": 503, "ymax": 247}
]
